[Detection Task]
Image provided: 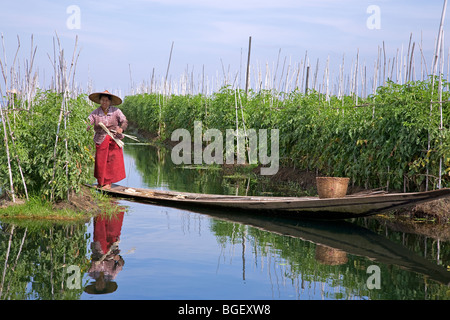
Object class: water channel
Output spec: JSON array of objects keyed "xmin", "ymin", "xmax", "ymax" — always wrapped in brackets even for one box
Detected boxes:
[{"xmin": 0, "ymin": 143, "xmax": 449, "ymax": 300}]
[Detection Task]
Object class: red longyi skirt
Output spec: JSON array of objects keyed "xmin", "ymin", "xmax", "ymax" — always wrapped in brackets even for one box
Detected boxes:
[
  {"xmin": 94, "ymin": 135, "xmax": 126, "ymax": 186},
  {"xmin": 93, "ymin": 211, "xmax": 125, "ymax": 254}
]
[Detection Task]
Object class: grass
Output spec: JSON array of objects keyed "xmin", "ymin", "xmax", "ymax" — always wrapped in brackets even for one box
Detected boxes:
[
  {"xmin": 0, "ymin": 186, "xmax": 125, "ymax": 221},
  {"xmin": 0, "ymin": 196, "xmax": 90, "ymax": 221}
]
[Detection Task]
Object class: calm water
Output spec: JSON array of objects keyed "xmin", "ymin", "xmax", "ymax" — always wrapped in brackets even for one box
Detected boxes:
[{"xmin": 0, "ymin": 144, "xmax": 449, "ymax": 300}]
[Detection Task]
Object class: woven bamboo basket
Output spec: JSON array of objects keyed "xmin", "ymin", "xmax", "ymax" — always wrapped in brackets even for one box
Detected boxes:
[{"xmin": 316, "ymin": 177, "xmax": 350, "ymax": 198}]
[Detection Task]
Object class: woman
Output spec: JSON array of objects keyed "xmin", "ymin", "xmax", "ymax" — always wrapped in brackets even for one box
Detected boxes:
[{"xmin": 87, "ymin": 90, "xmax": 128, "ymax": 189}]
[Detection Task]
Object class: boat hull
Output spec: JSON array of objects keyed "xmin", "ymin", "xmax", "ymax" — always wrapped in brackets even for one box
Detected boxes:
[{"xmin": 88, "ymin": 184, "xmax": 450, "ymax": 220}]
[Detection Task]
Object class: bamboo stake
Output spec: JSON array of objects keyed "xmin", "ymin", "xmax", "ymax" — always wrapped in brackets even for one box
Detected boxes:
[
  {"xmin": 339, "ymin": 54, "xmax": 345, "ymax": 101},
  {"xmin": 25, "ymin": 35, "xmax": 37, "ymax": 107},
  {"xmin": 202, "ymin": 64, "xmax": 205, "ymax": 96},
  {"xmin": 0, "ymin": 102, "xmax": 15, "ymax": 202},
  {"xmin": 438, "ymin": 32, "xmax": 444, "ymax": 189},
  {"xmin": 418, "ymin": 40, "xmax": 429, "ymax": 80},
  {"xmin": 382, "ymin": 41, "xmax": 386, "ymax": 86},
  {"xmin": 362, "ymin": 62, "xmax": 367, "ymax": 99},
  {"xmin": 3, "ymin": 38, "xmax": 30, "ymax": 200},
  {"xmin": 245, "ymin": 36, "xmax": 252, "ymax": 96},
  {"xmin": 432, "ymin": 0, "xmax": 448, "ymax": 77},
  {"xmin": 10, "ymin": 36, "xmax": 20, "ymax": 113},
  {"xmin": 399, "ymin": 45, "xmax": 404, "ymax": 84},
  {"xmin": 164, "ymin": 41, "xmax": 174, "ymax": 96},
  {"xmin": 273, "ymin": 49, "xmax": 281, "ymax": 92},
  {"xmin": 150, "ymin": 67, "xmax": 155, "ymax": 94},
  {"xmin": 301, "ymin": 51, "xmax": 308, "ymax": 93},
  {"xmin": 406, "ymin": 33, "xmax": 412, "ymax": 82},
  {"xmin": 0, "ymin": 35, "xmax": 16, "ymax": 202},
  {"xmin": 389, "ymin": 56, "xmax": 395, "ymax": 82},
  {"xmin": 234, "ymin": 89, "xmax": 239, "ymax": 132},
  {"xmin": 313, "ymin": 58, "xmax": 319, "ymax": 91},
  {"xmin": 427, "ymin": 0, "xmax": 447, "ymax": 191},
  {"xmin": 447, "ymin": 47, "xmax": 450, "ymax": 91},
  {"xmin": 408, "ymin": 42, "xmax": 415, "ymax": 82},
  {"xmin": 304, "ymin": 65, "xmax": 310, "ymax": 94},
  {"xmin": 354, "ymin": 49, "xmax": 359, "ymax": 105},
  {"xmin": 49, "ymin": 33, "xmax": 80, "ymax": 200},
  {"xmin": 278, "ymin": 55, "xmax": 286, "ymax": 93},
  {"xmin": 284, "ymin": 56, "xmax": 291, "ymax": 94},
  {"xmin": 4, "ymin": 105, "xmax": 28, "ymax": 200},
  {"xmin": 294, "ymin": 61, "xmax": 301, "ymax": 91},
  {"xmin": 257, "ymin": 60, "xmax": 263, "ymax": 92},
  {"xmin": 264, "ymin": 61, "xmax": 270, "ymax": 90},
  {"xmin": 394, "ymin": 48, "xmax": 399, "ymax": 84}
]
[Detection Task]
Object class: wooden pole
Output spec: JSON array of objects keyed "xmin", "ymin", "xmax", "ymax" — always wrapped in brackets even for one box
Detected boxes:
[
  {"xmin": 382, "ymin": 41, "xmax": 386, "ymax": 86},
  {"xmin": 0, "ymin": 102, "xmax": 15, "ymax": 202},
  {"xmin": 305, "ymin": 65, "xmax": 310, "ymax": 94},
  {"xmin": 164, "ymin": 41, "xmax": 174, "ymax": 96},
  {"xmin": 273, "ymin": 48, "xmax": 281, "ymax": 92},
  {"xmin": 438, "ymin": 32, "xmax": 444, "ymax": 189},
  {"xmin": 354, "ymin": 49, "xmax": 359, "ymax": 105},
  {"xmin": 313, "ymin": 58, "xmax": 319, "ymax": 91},
  {"xmin": 427, "ymin": 0, "xmax": 448, "ymax": 191},
  {"xmin": 432, "ymin": 0, "xmax": 448, "ymax": 76},
  {"xmin": 245, "ymin": 36, "xmax": 252, "ymax": 95},
  {"xmin": 0, "ymin": 34, "xmax": 18, "ymax": 203}
]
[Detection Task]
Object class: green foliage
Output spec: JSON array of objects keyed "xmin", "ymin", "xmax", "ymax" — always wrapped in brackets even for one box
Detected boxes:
[
  {"xmin": 121, "ymin": 77, "xmax": 450, "ymax": 192},
  {"xmin": 0, "ymin": 221, "xmax": 90, "ymax": 299},
  {"xmin": 0, "ymin": 91, "xmax": 95, "ymax": 201},
  {"xmin": 121, "ymin": 93, "xmax": 163, "ymax": 133}
]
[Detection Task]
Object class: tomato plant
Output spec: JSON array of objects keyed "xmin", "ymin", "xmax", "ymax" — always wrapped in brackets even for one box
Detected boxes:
[{"xmin": 120, "ymin": 76, "xmax": 449, "ymax": 191}]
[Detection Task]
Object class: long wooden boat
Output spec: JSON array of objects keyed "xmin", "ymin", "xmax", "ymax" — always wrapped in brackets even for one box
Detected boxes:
[{"xmin": 88, "ymin": 184, "xmax": 450, "ymax": 220}]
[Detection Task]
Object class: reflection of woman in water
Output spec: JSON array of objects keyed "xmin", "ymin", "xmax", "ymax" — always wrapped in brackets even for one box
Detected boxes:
[{"xmin": 84, "ymin": 211, "xmax": 125, "ymax": 295}]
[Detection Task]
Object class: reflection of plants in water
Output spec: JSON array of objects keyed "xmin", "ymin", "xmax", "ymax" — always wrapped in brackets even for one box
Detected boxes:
[
  {"xmin": 210, "ymin": 219, "xmax": 450, "ymax": 300},
  {"xmin": 356, "ymin": 217, "xmax": 450, "ymax": 268},
  {"xmin": 125, "ymin": 145, "xmax": 249, "ymax": 195},
  {"xmin": 125, "ymin": 144, "xmax": 311, "ymax": 197},
  {"xmin": 0, "ymin": 221, "xmax": 89, "ymax": 300}
]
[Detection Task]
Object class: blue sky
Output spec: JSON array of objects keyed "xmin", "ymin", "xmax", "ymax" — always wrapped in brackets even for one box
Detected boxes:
[{"xmin": 0, "ymin": 0, "xmax": 447, "ymax": 96}]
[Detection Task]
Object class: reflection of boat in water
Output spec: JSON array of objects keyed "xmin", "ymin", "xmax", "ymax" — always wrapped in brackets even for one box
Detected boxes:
[
  {"xmin": 192, "ymin": 209, "xmax": 450, "ymax": 286},
  {"xmin": 88, "ymin": 184, "xmax": 450, "ymax": 220}
]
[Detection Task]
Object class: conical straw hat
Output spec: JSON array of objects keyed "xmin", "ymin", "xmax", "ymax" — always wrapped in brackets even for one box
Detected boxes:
[{"xmin": 88, "ymin": 90, "xmax": 122, "ymax": 106}]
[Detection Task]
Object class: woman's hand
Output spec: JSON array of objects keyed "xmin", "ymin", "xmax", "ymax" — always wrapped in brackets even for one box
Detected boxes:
[{"xmin": 116, "ymin": 127, "xmax": 123, "ymax": 134}]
